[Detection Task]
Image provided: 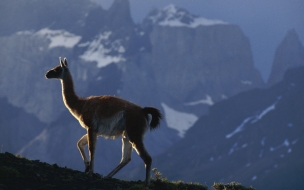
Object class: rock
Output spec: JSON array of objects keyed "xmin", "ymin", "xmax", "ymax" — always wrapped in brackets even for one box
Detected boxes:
[{"xmin": 267, "ymin": 29, "xmax": 304, "ymax": 85}]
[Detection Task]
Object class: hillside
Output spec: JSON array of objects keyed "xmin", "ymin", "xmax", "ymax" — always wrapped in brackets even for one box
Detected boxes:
[
  {"xmin": 133, "ymin": 66, "xmax": 304, "ymax": 190},
  {"xmin": 0, "ymin": 152, "xmax": 256, "ymax": 190},
  {"xmin": 0, "ymin": 152, "xmax": 206, "ymax": 190}
]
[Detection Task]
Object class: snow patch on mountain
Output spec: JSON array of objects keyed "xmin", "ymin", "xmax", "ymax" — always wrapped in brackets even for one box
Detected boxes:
[
  {"xmin": 226, "ymin": 116, "xmax": 254, "ymax": 139},
  {"xmin": 18, "ymin": 129, "xmax": 49, "ymax": 155},
  {"xmin": 161, "ymin": 103, "xmax": 198, "ymax": 137},
  {"xmin": 149, "ymin": 4, "xmax": 227, "ymax": 28},
  {"xmin": 79, "ymin": 31, "xmax": 126, "ymax": 68},
  {"xmin": 251, "ymin": 102, "xmax": 276, "ymax": 123},
  {"xmin": 270, "ymin": 139, "xmax": 290, "ymax": 152},
  {"xmin": 184, "ymin": 95, "xmax": 214, "ymax": 106},
  {"xmin": 36, "ymin": 28, "xmax": 81, "ymax": 49},
  {"xmin": 241, "ymin": 80, "xmax": 253, "ymax": 85},
  {"xmin": 228, "ymin": 142, "xmax": 238, "ymax": 155},
  {"xmin": 226, "ymin": 101, "xmax": 278, "ymax": 139}
]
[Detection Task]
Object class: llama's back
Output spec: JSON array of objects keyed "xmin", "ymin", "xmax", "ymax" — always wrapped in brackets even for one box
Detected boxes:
[
  {"xmin": 82, "ymin": 95, "xmax": 158, "ymax": 140},
  {"xmin": 81, "ymin": 95, "xmax": 142, "ymax": 123},
  {"xmin": 85, "ymin": 95, "xmax": 141, "ymax": 115}
]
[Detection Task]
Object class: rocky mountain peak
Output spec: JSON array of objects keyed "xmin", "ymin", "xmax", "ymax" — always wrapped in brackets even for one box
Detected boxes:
[
  {"xmin": 268, "ymin": 29, "xmax": 304, "ymax": 85},
  {"xmin": 107, "ymin": 0, "xmax": 134, "ymax": 28},
  {"xmin": 147, "ymin": 4, "xmax": 195, "ymax": 25},
  {"xmin": 144, "ymin": 4, "xmax": 227, "ymax": 28}
]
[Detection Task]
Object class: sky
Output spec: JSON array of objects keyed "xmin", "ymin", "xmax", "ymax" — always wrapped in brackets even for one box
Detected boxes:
[{"xmin": 96, "ymin": 0, "xmax": 304, "ymax": 82}]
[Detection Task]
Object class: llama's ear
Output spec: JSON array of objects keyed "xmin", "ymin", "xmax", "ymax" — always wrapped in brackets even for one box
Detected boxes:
[
  {"xmin": 59, "ymin": 57, "xmax": 64, "ymax": 67},
  {"xmin": 64, "ymin": 58, "xmax": 68, "ymax": 67}
]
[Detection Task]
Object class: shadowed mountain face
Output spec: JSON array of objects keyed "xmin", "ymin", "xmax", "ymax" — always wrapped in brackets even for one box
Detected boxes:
[
  {"xmin": 129, "ymin": 66, "xmax": 304, "ymax": 190},
  {"xmin": 1, "ymin": 0, "xmax": 301, "ymax": 186},
  {"xmin": 0, "ymin": 97, "xmax": 45, "ymax": 154}
]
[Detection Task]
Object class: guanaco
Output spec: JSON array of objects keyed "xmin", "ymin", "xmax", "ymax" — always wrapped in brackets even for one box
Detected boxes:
[{"xmin": 45, "ymin": 57, "xmax": 162, "ymax": 185}]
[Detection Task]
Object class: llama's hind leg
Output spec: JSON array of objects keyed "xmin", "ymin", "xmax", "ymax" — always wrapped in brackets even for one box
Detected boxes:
[
  {"xmin": 106, "ymin": 135, "xmax": 132, "ymax": 178},
  {"xmin": 77, "ymin": 134, "xmax": 90, "ymax": 172},
  {"xmin": 132, "ymin": 140, "xmax": 152, "ymax": 185}
]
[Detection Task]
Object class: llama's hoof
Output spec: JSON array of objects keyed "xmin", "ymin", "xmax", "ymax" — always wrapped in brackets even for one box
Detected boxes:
[
  {"xmin": 144, "ymin": 180, "xmax": 150, "ymax": 187},
  {"xmin": 84, "ymin": 163, "xmax": 90, "ymax": 173},
  {"xmin": 92, "ymin": 173, "xmax": 102, "ymax": 179},
  {"xmin": 85, "ymin": 170, "xmax": 93, "ymax": 176}
]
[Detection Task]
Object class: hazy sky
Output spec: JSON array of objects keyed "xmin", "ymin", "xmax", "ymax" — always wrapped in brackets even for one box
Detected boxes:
[{"xmin": 96, "ymin": 0, "xmax": 304, "ymax": 82}]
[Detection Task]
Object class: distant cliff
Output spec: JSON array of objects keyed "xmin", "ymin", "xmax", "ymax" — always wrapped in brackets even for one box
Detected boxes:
[
  {"xmin": 268, "ymin": 29, "xmax": 304, "ymax": 85},
  {"xmin": 120, "ymin": 5, "xmax": 264, "ymax": 123}
]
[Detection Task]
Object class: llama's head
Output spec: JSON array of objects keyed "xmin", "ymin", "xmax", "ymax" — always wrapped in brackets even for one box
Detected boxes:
[{"xmin": 45, "ymin": 57, "xmax": 69, "ymax": 80}]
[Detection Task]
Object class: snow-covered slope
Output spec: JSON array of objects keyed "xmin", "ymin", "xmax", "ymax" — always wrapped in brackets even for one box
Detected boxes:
[
  {"xmin": 79, "ymin": 31, "xmax": 126, "ymax": 68},
  {"xmin": 147, "ymin": 4, "xmax": 227, "ymax": 28},
  {"xmin": 161, "ymin": 103, "xmax": 198, "ymax": 137},
  {"xmin": 35, "ymin": 28, "xmax": 82, "ymax": 49}
]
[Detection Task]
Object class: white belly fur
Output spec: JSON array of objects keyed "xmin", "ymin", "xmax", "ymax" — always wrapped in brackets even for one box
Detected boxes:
[{"xmin": 92, "ymin": 111, "xmax": 126, "ymax": 139}]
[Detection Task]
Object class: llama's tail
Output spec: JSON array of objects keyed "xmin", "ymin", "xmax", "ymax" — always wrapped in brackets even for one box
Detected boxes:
[{"xmin": 143, "ymin": 107, "xmax": 162, "ymax": 130}]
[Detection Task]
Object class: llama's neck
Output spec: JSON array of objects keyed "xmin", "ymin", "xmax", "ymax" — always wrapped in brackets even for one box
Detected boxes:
[{"xmin": 61, "ymin": 70, "xmax": 84, "ymax": 117}]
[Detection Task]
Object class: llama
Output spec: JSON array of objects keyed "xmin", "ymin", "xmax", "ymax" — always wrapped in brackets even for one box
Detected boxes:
[{"xmin": 45, "ymin": 57, "xmax": 162, "ymax": 185}]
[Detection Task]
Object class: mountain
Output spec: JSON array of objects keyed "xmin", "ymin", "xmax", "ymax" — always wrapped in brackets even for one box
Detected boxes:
[
  {"xmin": 120, "ymin": 5, "xmax": 264, "ymax": 136},
  {"xmin": 0, "ymin": 97, "xmax": 45, "ymax": 154},
  {"xmin": 0, "ymin": 0, "xmax": 269, "ymax": 182},
  {"xmin": 267, "ymin": 29, "xmax": 304, "ymax": 85},
  {"xmin": 130, "ymin": 66, "xmax": 304, "ymax": 190},
  {"xmin": 142, "ymin": 4, "xmax": 227, "ymax": 28}
]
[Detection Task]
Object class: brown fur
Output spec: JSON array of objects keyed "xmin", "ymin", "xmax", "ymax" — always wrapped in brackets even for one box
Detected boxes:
[{"xmin": 45, "ymin": 58, "xmax": 162, "ymax": 185}]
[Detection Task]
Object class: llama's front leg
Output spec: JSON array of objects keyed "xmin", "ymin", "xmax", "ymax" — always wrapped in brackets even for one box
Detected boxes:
[
  {"xmin": 87, "ymin": 128, "xmax": 98, "ymax": 174},
  {"xmin": 77, "ymin": 134, "xmax": 90, "ymax": 172}
]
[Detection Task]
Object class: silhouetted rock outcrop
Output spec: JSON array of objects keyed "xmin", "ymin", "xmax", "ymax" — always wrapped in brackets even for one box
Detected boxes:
[{"xmin": 268, "ymin": 29, "xmax": 304, "ymax": 85}]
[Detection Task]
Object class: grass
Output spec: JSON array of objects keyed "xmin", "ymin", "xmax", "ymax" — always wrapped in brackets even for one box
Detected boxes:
[
  {"xmin": 0, "ymin": 152, "xmax": 207, "ymax": 190},
  {"xmin": 0, "ymin": 152, "xmax": 254, "ymax": 189},
  {"xmin": 212, "ymin": 182, "xmax": 255, "ymax": 190}
]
